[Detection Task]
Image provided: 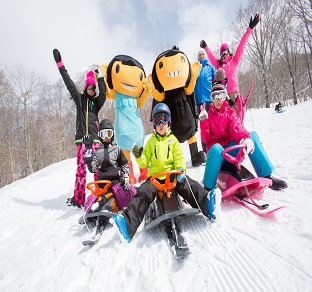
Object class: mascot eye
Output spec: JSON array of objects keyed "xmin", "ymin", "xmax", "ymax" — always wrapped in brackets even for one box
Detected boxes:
[
  {"xmin": 115, "ymin": 64, "xmax": 120, "ymax": 73},
  {"xmin": 181, "ymin": 56, "xmax": 185, "ymax": 63},
  {"xmin": 159, "ymin": 62, "xmax": 163, "ymax": 69},
  {"xmin": 139, "ymin": 72, "xmax": 143, "ymax": 81}
]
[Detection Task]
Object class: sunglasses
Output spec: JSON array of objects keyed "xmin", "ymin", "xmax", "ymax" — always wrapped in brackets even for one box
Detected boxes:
[
  {"xmin": 211, "ymin": 90, "xmax": 228, "ymax": 101},
  {"xmin": 99, "ymin": 129, "xmax": 114, "ymax": 139},
  {"xmin": 221, "ymin": 51, "xmax": 229, "ymax": 57},
  {"xmin": 153, "ymin": 113, "xmax": 171, "ymax": 126}
]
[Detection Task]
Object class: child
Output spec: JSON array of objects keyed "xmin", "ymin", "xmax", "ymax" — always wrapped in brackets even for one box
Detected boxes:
[
  {"xmin": 85, "ymin": 119, "xmax": 131, "ymax": 191},
  {"xmin": 112, "ymin": 103, "xmax": 218, "ymax": 242},
  {"xmin": 200, "ymin": 81, "xmax": 287, "ymax": 194}
]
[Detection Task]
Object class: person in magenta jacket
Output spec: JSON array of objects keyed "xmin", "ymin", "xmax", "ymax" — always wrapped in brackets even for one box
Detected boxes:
[
  {"xmin": 200, "ymin": 14, "xmax": 260, "ymax": 122},
  {"xmin": 201, "ymin": 81, "xmax": 287, "ymax": 193}
]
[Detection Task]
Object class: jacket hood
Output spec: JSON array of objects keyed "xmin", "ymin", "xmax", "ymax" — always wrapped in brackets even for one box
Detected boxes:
[{"xmin": 200, "ymin": 59, "xmax": 209, "ymax": 66}]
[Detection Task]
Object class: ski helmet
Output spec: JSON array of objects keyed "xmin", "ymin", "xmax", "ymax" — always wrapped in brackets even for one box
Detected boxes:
[
  {"xmin": 99, "ymin": 119, "xmax": 114, "ymax": 130},
  {"xmin": 99, "ymin": 119, "xmax": 114, "ymax": 140},
  {"xmin": 152, "ymin": 103, "xmax": 171, "ymax": 120}
]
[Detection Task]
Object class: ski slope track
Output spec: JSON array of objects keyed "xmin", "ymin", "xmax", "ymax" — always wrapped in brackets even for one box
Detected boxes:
[{"xmin": 0, "ymin": 100, "xmax": 312, "ymax": 292}]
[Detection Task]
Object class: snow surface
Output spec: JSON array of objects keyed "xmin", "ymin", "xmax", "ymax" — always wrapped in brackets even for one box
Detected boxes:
[{"xmin": 1, "ymin": 101, "xmax": 312, "ymax": 292}]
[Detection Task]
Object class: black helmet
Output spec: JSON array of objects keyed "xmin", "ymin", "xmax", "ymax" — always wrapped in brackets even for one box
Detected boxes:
[
  {"xmin": 99, "ymin": 119, "xmax": 114, "ymax": 131},
  {"xmin": 152, "ymin": 103, "xmax": 171, "ymax": 120}
]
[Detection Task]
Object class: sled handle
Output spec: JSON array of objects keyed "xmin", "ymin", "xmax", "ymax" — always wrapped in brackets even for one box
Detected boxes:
[
  {"xmin": 150, "ymin": 170, "xmax": 182, "ymax": 198},
  {"xmin": 86, "ymin": 180, "xmax": 112, "ymax": 200},
  {"xmin": 222, "ymin": 145, "xmax": 246, "ymax": 168}
]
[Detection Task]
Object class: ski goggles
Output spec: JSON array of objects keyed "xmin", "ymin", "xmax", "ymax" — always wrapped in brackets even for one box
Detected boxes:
[
  {"xmin": 99, "ymin": 129, "xmax": 114, "ymax": 139},
  {"xmin": 211, "ymin": 90, "xmax": 228, "ymax": 102},
  {"xmin": 153, "ymin": 113, "xmax": 171, "ymax": 126}
]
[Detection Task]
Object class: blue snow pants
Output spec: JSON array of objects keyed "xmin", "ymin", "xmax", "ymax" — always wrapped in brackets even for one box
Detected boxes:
[{"xmin": 203, "ymin": 131, "xmax": 274, "ymax": 190}]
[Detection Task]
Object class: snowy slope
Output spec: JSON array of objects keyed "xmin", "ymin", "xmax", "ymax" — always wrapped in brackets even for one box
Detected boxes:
[{"xmin": 0, "ymin": 101, "xmax": 312, "ymax": 292}]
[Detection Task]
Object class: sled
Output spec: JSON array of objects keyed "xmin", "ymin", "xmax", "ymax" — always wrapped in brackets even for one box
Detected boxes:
[
  {"xmin": 145, "ymin": 170, "xmax": 200, "ymax": 259},
  {"xmin": 78, "ymin": 180, "xmax": 120, "ymax": 245},
  {"xmin": 217, "ymin": 145, "xmax": 285, "ymax": 216}
]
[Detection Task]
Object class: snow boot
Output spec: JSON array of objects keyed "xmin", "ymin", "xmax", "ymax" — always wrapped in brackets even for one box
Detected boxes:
[
  {"xmin": 66, "ymin": 197, "xmax": 82, "ymax": 209},
  {"xmin": 189, "ymin": 142, "xmax": 206, "ymax": 167},
  {"xmin": 206, "ymin": 188, "xmax": 221, "ymax": 220},
  {"xmin": 128, "ymin": 161, "xmax": 137, "ymax": 185},
  {"xmin": 265, "ymin": 174, "xmax": 288, "ymax": 190},
  {"xmin": 138, "ymin": 167, "xmax": 148, "ymax": 182},
  {"xmin": 112, "ymin": 214, "xmax": 131, "ymax": 243}
]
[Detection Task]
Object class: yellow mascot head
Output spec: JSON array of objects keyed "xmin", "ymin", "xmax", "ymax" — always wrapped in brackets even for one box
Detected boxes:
[
  {"xmin": 151, "ymin": 46, "xmax": 191, "ymax": 92},
  {"xmin": 106, "ymin": 55, "xmax": 146, "ymax": 97}
]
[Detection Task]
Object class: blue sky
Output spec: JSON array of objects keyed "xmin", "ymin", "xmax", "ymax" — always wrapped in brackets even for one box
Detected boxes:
[{"xmin": 0, "ymin": 0, "xmax": 249, "ymax": 83}]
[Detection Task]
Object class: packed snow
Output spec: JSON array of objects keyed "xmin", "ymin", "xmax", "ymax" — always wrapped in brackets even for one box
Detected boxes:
[{"xmin": 0, "ymin": 100, "xmax": 312, "ymax": 292}]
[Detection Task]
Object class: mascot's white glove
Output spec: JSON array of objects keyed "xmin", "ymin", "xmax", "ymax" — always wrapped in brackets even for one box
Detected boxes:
[
  {"xmin": 199, "ymin": 104, "xmax": 208, "ymax": 121},
  {"xmin": 240, "ymin": 138, "xmax": 254, "ymax": 155}
]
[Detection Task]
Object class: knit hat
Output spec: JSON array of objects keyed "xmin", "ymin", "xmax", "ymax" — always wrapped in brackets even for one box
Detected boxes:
[
  {"xmin": 85, "ymin": 71, "xmax": 96, "ymax": 88},
  {"xmin": 198, "ymin": 49, "xmax": 205, "ymax": 56},
  {"xmin": 220, "ymin": 43, "xmax": 229, "ymax": 54},
  {"xmin": 211, "ymin": 68, "xmax": 229, "ymax": 99}
]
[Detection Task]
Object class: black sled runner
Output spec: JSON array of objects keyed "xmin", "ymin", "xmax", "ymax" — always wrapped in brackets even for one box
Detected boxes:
[
  {"xmin": 78, "ymin": 180, "xmax": 120, "ymax": 245},
  {"xmin": 144, "ymin": 170, "xmax": 200, "ymax": 259}
]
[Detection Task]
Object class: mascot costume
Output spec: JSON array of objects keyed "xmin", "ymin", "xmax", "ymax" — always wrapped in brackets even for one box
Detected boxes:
[
  {"xmin": 100, "ymin": 55, "xmax": 151, "ymax": 185},
  {"xmin": 149, "ymin": 46, "xmax": 206, "ymax": 167}
]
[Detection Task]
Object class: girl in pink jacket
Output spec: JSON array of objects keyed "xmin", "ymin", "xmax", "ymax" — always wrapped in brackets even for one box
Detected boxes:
[
  {"xmin": 200, "ymin": 14, "xmax": 260, "ymax": 123},
  {"xmin": 200, "ymin": 82, "xmax": 287, "ymax": 194}
]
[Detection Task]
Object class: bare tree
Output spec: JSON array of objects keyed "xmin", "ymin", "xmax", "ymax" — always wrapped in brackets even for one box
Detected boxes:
[
  {"xmin": 232, "ymin": 0, "xmax": 286, "ymax": 107},
  {"xmin": 6, "ymin": 65, "xmax": 48, "ymax": 176}
]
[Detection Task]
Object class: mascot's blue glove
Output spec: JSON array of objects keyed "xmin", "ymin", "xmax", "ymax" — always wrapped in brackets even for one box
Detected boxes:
[{"xmin": 177, "ymin": 168, "xmax": 186, "ymax": 183}]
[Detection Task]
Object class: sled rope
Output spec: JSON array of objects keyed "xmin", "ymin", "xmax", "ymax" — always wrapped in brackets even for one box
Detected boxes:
[{"xmin": 185, "ymin": 177, "xmax": 212, "ymax": 226}]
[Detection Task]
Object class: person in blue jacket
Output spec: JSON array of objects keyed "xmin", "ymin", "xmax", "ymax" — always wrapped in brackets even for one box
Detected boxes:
[{"xmin": 194, "ymin": 50, "xmax": 216, "ymax": 152}]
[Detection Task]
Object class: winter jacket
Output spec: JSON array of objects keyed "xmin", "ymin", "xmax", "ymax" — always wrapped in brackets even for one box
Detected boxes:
[
  {"xmin": 194, "ymin": 59, "xmax": 216, "ymax": 104},
  {"xmin": 58, "ymin": 67, "xmax": 106, "ymax": 144},
  {"xmin": 200, "ymin": 101, "xmax": 250, "ymax": 152},
  {"xmin": 87, "ymin": 141, "xmax": 130, "ymax": 181},
  {"xmin": 136, "ymin": 130, "xmax": 186, "ymax": 178},
  {"xmin": 204, "ymin": 27, "xmax": 253, "ymax": 94}
]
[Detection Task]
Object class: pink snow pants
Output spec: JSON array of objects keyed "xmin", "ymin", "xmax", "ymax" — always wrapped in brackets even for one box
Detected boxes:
[{"xmin": 73, "ymin": 142, "xmax": 100, "ymax": 206}]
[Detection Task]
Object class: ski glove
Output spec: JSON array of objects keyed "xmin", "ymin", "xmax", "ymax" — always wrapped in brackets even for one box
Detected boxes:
[
  {"xmin": 198, "ymin": 104, "xmax": 208, "ymax": 121},
  {"xmin": 84, "ymin": 153, "xmax": 93, "ymax": 165},
  {"xmin": 133, "ymin": 145, "xmax": 143, "ymax": 158},
  {"xmin": 53, "ymin": 49, "xmax": 64, "ymax": 69},
  {"xmin": 177, "ymin": 168, "xmax": 186, "ymax": 183},
  {"xmin": 95, "ymin": 68, "xmax": 103, "ymax": 79},
  {"xmin": 249, "ymin": 13, "xmax": 260, "ymax": 29},
  {"xmin": 200, "ymin": 40, "xmax": 207, "ymax": 49},
  {"xmin": 121, "ymin": 175, "xmax": 130, "ymax": 191},
  {"xmin": 240, "ymin": 138, "xmax": 254, "ymax": 155}
]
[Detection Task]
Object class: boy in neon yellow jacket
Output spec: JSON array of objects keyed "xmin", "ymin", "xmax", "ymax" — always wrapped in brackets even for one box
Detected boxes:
[{"xmin": 112, "ymin": 103, "xmax": 218, "ymax": 242}]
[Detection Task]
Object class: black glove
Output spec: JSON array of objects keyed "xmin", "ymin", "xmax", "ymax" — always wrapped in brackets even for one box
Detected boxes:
[
  {"xmin": 132, "ymin": 145, "xmax": 143, "ymax": 158},
  {"xmin": 84, "ymin": 155, "xmax": 93, "ymax": 165},
  {"xmin": 83, "ymin": 135, "xmax": 93, "ymax": 150},
  {"xmin": 249, "ymin": 13, "xmax": 260, "ymax": 29},
  {"xmin": 200, "ymin": 40, "xmax": 207, "ymax": 49},
  {"xmin": 53, "ymin": 49, "xmax": 64, "ymax": 69}
]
